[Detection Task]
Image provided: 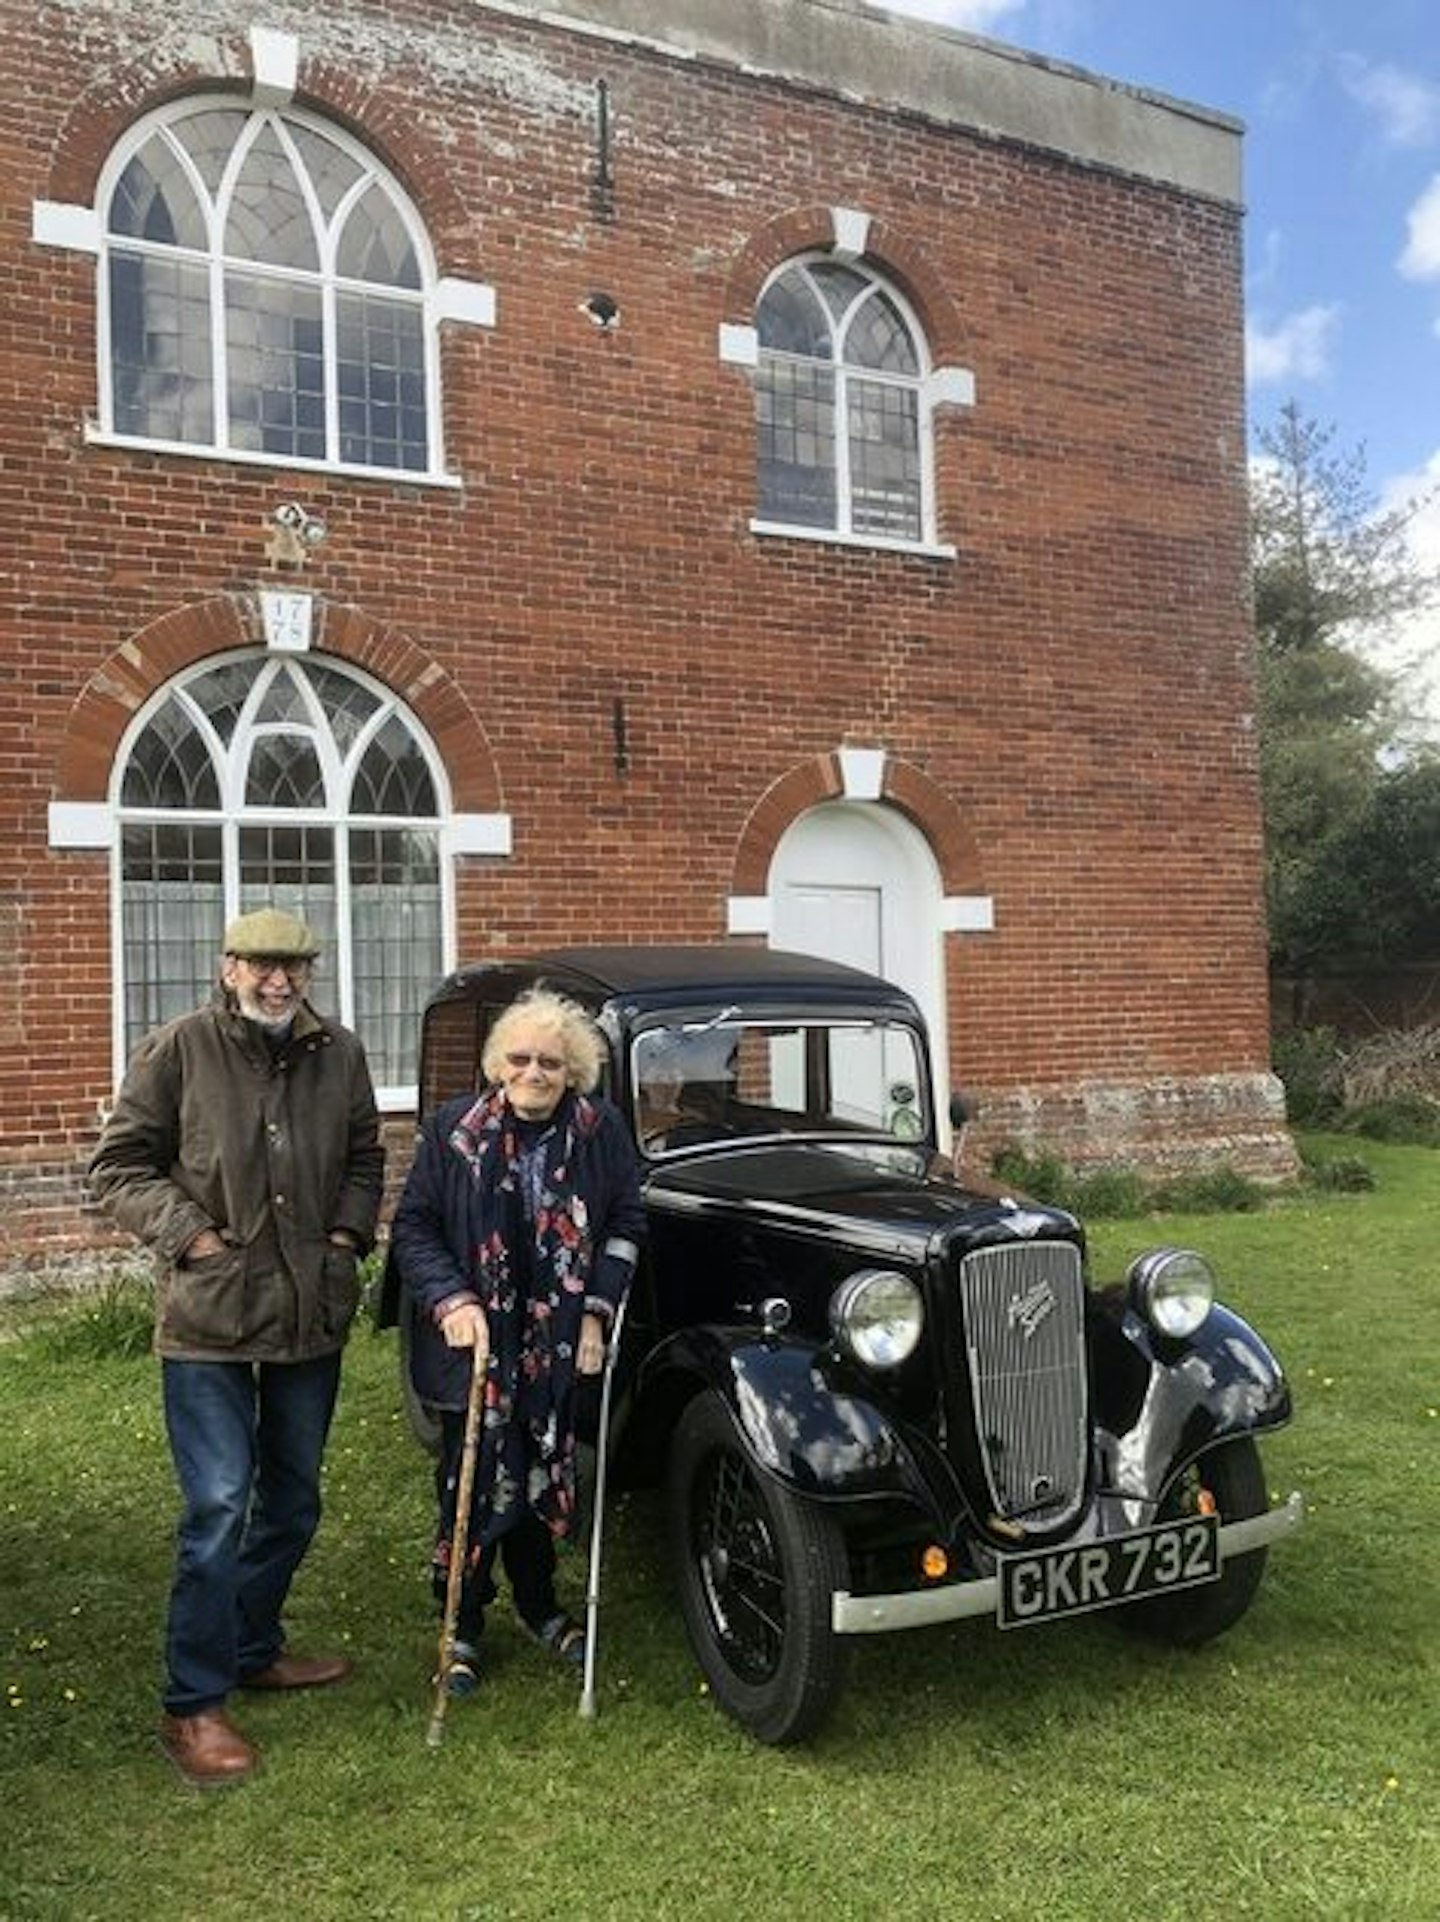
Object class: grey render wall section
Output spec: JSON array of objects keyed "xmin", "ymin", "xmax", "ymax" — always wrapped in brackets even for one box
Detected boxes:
[{"xmin": 475, "ymin": 0, "xmax": 1244, "ymax": 204}]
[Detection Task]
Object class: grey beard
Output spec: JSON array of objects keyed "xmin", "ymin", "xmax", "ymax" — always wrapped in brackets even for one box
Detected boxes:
[{"xmin": 233, "ymin": 988, "xmax": 297, "ymax": 1036}]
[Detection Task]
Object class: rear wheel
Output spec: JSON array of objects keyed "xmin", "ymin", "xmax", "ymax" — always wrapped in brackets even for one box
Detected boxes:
[
  {"xmin": 1121, "ymin": 1437, "xmax": 1270, "ymax": 1645},
  {"xmin": 668, "ymin": 1390, "xmax": 849, "ymax": 1745}
]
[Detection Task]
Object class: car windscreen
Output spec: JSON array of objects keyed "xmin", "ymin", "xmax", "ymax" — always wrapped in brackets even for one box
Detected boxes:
[{"xmin": 631, "ymin": 1016, "xmax": 928, "ymax": 1155}]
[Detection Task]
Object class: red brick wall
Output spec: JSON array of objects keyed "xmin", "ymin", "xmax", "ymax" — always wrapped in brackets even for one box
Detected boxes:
[{"xmin": 0, "ymin": 0, "xmax": 1291, "ymax": 1254}]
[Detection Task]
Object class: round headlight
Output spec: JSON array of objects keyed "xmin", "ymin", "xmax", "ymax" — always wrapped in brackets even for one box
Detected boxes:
[
  {"xmin": 1128, "ymin": 1247, "xmax": 1215, "ymax": 1339},
  {"xmin": 829, "ymin": 1269, "xmax": 924, "ymax": 1369}
]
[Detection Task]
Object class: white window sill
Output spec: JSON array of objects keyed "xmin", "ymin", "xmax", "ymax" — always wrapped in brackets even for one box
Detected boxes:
[
  {"xmin": 84, "ymin": 425, "xmax": 463, "ymax": 489},
  {"xmin": 375, "ymin": 1085, "xmax": 419, "ymax": 1115},
  {"xmin": 750, "ymin": 519, "xmax": 957, "ymax": 560}
]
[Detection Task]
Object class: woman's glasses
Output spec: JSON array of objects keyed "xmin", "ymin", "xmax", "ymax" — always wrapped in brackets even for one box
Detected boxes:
[{"xmin": 504, "ymin": 1050, "xmax": 565, "ymax": 1073}]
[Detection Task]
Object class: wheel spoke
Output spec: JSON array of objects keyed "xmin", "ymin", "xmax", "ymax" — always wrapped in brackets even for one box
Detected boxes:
[
  {"xmin": 710, "ymin": 1454, "xmax": 746, "ymax": 1536},
  {"xmin": 671, "ymin": 1393, "xmax": 850, "ymax": 1742},
  {"xmin": 693, "ymin": 1448, "xmax": 788, "ymax": 1679},
  {"xmin": 725, "ymin": 1553, "xmax": 783, "ymax": 1590},
  {"xmin": 727, "ymin": 1583, "xmax": 784, "ymax": 1643}
]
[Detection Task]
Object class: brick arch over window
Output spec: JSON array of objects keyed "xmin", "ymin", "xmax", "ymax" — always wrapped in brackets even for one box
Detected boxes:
[
  {"xmin": 42, "ymin": 48, "xmax": 479, "ymax": 271},
  {"xmin": 722, "ymin": 204, "xmax": 968, "ymax": 366},
  {"xmin": 54, "ymin": 595, "xmax": 501, "ymax": 811},
  {"xmin": 731, "ymin": 751, "xmax": 985, "ymax": 898}
]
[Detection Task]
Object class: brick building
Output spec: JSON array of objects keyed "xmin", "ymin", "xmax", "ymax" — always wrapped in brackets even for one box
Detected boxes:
[{"xmin": 2, "ymin": 0, "xmax": 1295, "ymax": 1256}]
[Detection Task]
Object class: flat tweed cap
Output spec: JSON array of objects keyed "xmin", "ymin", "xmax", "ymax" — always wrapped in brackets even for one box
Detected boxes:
[{"xmin": 223, "ymin": 907, "xmax": 321, "ymax": 958}]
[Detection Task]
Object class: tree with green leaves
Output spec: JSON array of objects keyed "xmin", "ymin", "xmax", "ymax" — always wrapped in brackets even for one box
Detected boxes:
[{"xmin": 1250, "ymin": 403, "xmax": 1438, "ymax": 1014}]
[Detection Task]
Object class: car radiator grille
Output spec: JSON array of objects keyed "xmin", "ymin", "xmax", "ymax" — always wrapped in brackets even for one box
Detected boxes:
[{"xmin": 957, "ymin": 1242, "xmax": 1088, "ymax": 1531}]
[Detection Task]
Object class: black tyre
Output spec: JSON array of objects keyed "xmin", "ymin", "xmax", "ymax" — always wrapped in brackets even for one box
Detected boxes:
[
  {"xmin": 667, "ymin": 1389, "xmax": 849, "ymax": 1745},
  {"xmin": 1121, "ymin": 1437, "xmax": 1270, "ymax": 1646}
]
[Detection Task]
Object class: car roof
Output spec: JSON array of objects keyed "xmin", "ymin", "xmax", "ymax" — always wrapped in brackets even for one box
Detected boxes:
[{"xmin": 428, "ymin": 944, "xmax": 921, "ymax": 1015}]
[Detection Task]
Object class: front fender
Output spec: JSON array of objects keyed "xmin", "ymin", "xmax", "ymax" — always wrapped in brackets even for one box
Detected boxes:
[
  {"xmin": 638, "ymin": 1326, "xmax": 939, "ymax": 1512},
  {"xmin": 1091, "ymin": 1298, "xmax": 1293, "ymax": 1501}
]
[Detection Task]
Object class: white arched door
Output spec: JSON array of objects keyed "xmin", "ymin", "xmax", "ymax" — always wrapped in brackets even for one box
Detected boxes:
[{"xmin": 768, "ymin": 801, "xmax": 951, "ymax": 1136}]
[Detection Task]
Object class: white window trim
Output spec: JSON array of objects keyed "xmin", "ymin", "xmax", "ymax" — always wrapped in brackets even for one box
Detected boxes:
[
  {"xmin": 830, "ymin": 205, "xmax": 871, "ymax": 262},
  {"xmin": 756, "ymin": 254, "xmax": 947, "ymax": 550},
  {"xmin": 941, "ymin": 895, "xmax": 995, "ymax": 933},
  {"xmin": 433, "ymin": 277, "xmax": 497, "ymax": 328},
  {"xmin": 838, "ymin": 746, "xmax": 886, "ymax": 800},
  {"xmin": 48, "ymin": 802, "xmax": 112, "ymax": 849},
  {"xmin": 445, "ymin": 814, "xmax": 513, "ymax": 857},
  {"xmin": 750, "ymin": 519, "xmax": 957, "ymax": 560},
  {"xmin": 249, "ymin": 26, "xmax": 299, "ymax": 108},
  {"xmin": 32, "ymin": 200, "xmax": 101, "ymax": 252},
  {"xmin": 718, "ymin": 322, "xmax": 759, "ymax": 367},
  {"xmin": 80, "ymin": 424, "xmax": 464, "ymax": 487},
  {"xmin": 928, "ymin": 364, "xmax": 976, "ymax": 409},
  {"xmin": 727, "ymin": 896, "xmax": 771, "ymax": 936},
  {"xmin": 93, "ymin": 98, "xmax": 469, "ymax": 483},
  {"xmin": 105, "ymin": 647, "xmax": 478, "ymax": 1109}
]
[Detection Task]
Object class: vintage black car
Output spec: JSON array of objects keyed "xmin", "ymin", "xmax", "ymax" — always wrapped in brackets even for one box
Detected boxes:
[{"xmin": 387, "ymin": 945, "xmax": 1303, "ymax": 1744}]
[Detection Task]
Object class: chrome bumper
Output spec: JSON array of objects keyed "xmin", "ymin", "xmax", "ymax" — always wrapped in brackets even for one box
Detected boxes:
[{"xmin": 831, "ymin": 1490, "xmax": 1306, "ymax": 1635}]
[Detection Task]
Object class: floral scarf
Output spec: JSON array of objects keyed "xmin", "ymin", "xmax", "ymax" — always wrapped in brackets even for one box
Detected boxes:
[{"xmin": 447, "ymin": 1084, "xmax": 599, "ymax": 1545}]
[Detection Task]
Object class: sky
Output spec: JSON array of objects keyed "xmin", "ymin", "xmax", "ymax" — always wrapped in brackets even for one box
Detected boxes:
[{"xmin": 869, "ymin": 0, "xmax": 1440, "ymax": 725}]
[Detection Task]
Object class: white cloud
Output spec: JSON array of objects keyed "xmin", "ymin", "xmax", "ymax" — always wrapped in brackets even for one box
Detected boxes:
[
  {"xmin": 1337, "ymin": 55, "xmax": 1440, "ymax": 148},
  {"xmin": 863, "ymin": 0, "xmax": 1024, "ymax": 30},
  {"xmin": 1245, "ymin": 304, "xmax": 1342, "ymax": 386},
  {"xmin": 1398, "ymin": 173, "xmax": 1440, "ymax": 281}
]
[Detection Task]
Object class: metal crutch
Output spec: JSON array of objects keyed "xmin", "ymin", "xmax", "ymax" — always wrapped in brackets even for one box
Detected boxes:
[
  {"xmin": 579, "ymin": 1289, "xmax": 629, "ymax": 1720},
  {"xmin": 426, "ymin": 1345, "xmax": 487, "ymax": 1749}
]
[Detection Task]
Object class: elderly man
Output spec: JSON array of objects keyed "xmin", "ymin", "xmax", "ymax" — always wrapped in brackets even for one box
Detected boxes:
[{"xmin": 89, "ymin": 907, "xmax": 384, "ymax": 1788}]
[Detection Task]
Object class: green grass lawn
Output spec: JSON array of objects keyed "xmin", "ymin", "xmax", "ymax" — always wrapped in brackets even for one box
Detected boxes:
[{"xmin": 2, "ymin": 1136, "xmax": 1436, "ymax": 1921}]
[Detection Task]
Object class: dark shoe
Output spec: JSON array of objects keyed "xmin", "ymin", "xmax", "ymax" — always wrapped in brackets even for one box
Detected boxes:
[
  {"xmin": 240, "ymin": 1651, "xmax": 353, "ymax": 1691},
  {"xmin": 433, "ymin": 1638, "xmax": 481, "ymax": 1700},
  {"xmin": 527, "ymin": 1612, "xmax": 587, "ymax": 1668},
  {"xmin": 159, "ymin": 1709, "xmax": 258, "ymax": 1788}
]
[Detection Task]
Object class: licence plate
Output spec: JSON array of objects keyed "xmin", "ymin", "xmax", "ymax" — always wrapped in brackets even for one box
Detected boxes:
[{"xmin": 997, "ymin": 1515, "xmax": 1220, "ymax": 1629}]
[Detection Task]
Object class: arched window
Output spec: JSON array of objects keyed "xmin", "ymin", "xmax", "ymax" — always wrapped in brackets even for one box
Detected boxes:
[
  {"xmin": 100, "ymin": 99, "xmax": 437, "ymax": 475},
  {"xmin": 117, "ymin": 653, "xmax": 444, "ymax": 1096},
  {"xmin": 755, "ymin": 258, "xmax": 930, "ymax": 543}
]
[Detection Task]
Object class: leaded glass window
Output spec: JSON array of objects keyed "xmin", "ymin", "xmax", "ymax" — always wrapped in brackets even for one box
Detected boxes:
[
  {"xmin": 756, "ymin": 259, "xmax": 930, "ymax": 543},
  {"xmin": 116, "ymin": 654, "xmax": 444, "ymax": 1093},
  {"xmin": 101, "ymin": 99, "xmax": 436, "ymax": 476}
]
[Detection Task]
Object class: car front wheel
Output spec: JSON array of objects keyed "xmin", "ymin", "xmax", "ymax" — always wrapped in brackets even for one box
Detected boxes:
[
  {"xmin": 668, "ymin": 1389, "xmax": 849, "ymax": 1745},
  {"xmin": 1121, "ymin": 1436, "xmax": 1270, "ymax": 1645}
]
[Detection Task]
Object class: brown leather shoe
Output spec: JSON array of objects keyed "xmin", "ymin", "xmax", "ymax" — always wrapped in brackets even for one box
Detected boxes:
[
  {"xmin": 240, "ymin": 1651, "xmax": 353, "ymax": 1691},
  {"xmin": 159, "ymin": 1709, "xmax": 258, "ymax": 1788}
]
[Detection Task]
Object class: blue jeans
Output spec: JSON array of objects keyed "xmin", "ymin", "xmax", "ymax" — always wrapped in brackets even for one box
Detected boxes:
[{"xmin": 161, "ymin": 1353, "xmax": 341, "ymax": 1716}]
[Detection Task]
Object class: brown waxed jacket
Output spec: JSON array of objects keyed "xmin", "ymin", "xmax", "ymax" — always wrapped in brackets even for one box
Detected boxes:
[{"xmin": 88, "ymin": 990, "xmax": 385, "ymax": 1363}]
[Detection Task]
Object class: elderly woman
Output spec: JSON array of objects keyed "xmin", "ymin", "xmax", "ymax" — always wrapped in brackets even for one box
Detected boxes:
[{"xmin": 391, "ymin": 986, "xmax": 644, "ymax": 1693}]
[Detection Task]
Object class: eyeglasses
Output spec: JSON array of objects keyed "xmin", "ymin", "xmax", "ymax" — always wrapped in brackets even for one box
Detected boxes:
[
  {"xmin": 504, "ymin": 1050, "xmax": 565, "ymax": 1073},
  {"xmin": 238, "ymin": 955, "xmax": 312, "ymax": 981}
]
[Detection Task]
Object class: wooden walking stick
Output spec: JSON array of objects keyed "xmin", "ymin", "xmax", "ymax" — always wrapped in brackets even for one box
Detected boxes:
[{"xmin": 426, "ymin": 1346, "xmax": 487, "ymax": 1749}]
